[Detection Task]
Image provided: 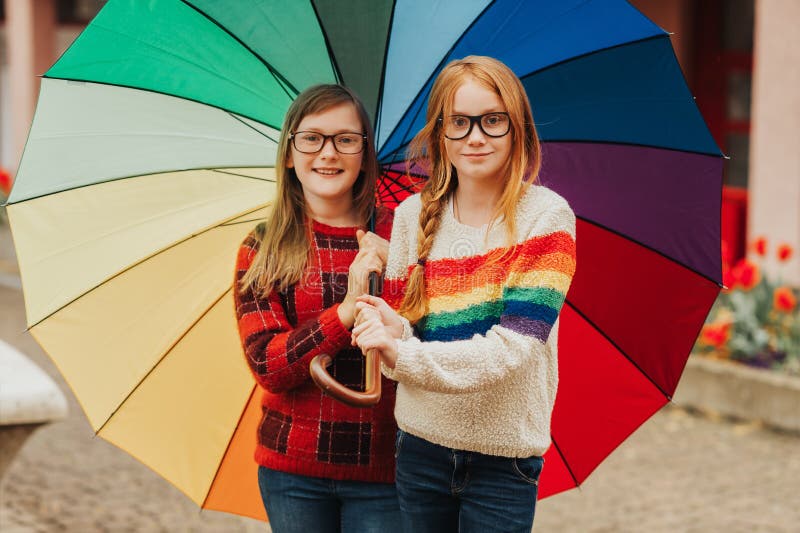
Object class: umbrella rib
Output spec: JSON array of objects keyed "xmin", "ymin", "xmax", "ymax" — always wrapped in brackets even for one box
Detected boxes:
[
  {"xmin": 95, "ymin": 287, "xmax": 234, "ymax": 435},
  {"xmin": 211, "ymin": 169, "xmax": 276, "ymax": 183},
  {"xmin": 25, "ymin": 203, "xmax": 269, "ymax": 330},
  {"xmin": 219, "ymin": 218, "xmax": 266, "ymax": 228},
  {"xmin": 310, "ymin": 1, "xmax": 343, "ymax": 84},
  {"xmin": 41, "ymin": 76, "xmax": 284, "ymax": 133},
  {"xmin": 539, "ymin": 138, "xmax": 723, "ymax": 158},
  {"xmin": 377, "ymin": 0, "xmax": 497, "ymax": 153},
  {"xmin": 6, "ymin": 166, "xmax": 275, "ymax": 206},
  {"xmin": 549, "ymin": 435, "xmax": 581, "ymax": 490},
  {"xmin": 373, "ymin": 0, "xmax": 398, "ymax": 142},
  {"xmin": 179, "ymin": 0, "xmax": 299, "ymax": 98},
  {"xmin": 564, "ymin": 299, "xmax": 672, "ymax": 400},
  {"xmin": 225, "ymin": 112, "xmax": 280, "ymax": 144},
  {"xmin": 200, "ymin": 382, "xmax": 259, "ymax": 511},
  {"xmin": 515, "ymin": 33, "xmax": 666, "ymax": 84},
  {"xmin": 575, "ymin": 214, "xmax": 722, "ymax": 288},
  {"xmin": 377, "ymin": 170, "xmax": 425, "ymax": 205}
]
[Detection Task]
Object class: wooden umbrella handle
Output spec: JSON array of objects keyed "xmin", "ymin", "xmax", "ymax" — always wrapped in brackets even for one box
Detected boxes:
[
  {"xmin": 309, "ymin": 349, "xmax": 382, "ymax": 407},
  {"xmin": 310, "ymin": 270, "xmax": 383, "ymax": 407}
]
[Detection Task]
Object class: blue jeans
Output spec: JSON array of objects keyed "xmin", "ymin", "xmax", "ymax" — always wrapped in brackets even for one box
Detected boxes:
[
  {"xmin": 395, "ymin": 430, "xmax": 543, "ymax": 533},
  {"xmin": 257, "ymin": 466, "xmax": 401, "ymax": 533}
]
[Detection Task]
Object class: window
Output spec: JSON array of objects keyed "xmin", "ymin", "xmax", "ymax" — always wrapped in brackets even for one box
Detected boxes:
[
  {"xmin": 57, "ymin": 0, "xmax": 107, "ymax": 23},
  {"xmin": 694, "ymin": 0, "xmax": 754, "ymax": 188}
]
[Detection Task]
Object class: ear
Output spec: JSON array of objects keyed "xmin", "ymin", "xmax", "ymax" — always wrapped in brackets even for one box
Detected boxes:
[{"xmin": 286, "ymin": 151, "xmax": 294, "ymax": 169}]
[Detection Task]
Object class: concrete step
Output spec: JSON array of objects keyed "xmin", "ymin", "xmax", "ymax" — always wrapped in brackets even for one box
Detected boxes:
[
  {"xmin": 0, "ymin": 339, "xmax": 68, "ymax": 478},
  {"xmin": 674, "ymin": 355, "xmax": 800, "ymax": 434}
]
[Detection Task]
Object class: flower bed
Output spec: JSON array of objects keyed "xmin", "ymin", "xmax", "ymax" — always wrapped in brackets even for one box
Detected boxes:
[
  {"xmin": 0, "ymin": 167, "xmax": 10, "ymax": 225},
  {"xmin": 696, "ymin": 237, "xmax": 799, "ymax": 376}
]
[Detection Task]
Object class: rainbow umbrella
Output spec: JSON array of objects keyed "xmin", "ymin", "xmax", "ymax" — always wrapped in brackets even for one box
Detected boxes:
[{"xmin": 5, "ymin": 0, "xmax": 722, "ymax": 521}]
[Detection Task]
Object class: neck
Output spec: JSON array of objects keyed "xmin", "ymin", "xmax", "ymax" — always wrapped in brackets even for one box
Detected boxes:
[
  {"xmin": 305, "ymin": 194, "xmax": 359, "ymax": 227},
  {"xmin": 453, "ymin": 179, "xmax": 504, "ymax": 227}
]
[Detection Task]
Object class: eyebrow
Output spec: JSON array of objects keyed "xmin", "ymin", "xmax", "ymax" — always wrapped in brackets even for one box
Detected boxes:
[
  {"xmin": 449, "ymin": 108, "xmax": 506, "ymax": 115},
  {"xmin": 295, "ymin": 125, "xmax": 363, "ymax": 134}
]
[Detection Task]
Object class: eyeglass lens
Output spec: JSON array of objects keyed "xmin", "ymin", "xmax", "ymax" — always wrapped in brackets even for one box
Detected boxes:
[
  {"xmin": 292, "ymin": 132, "xmax": 365, "ymax": 154},
  {"xmin": 444, "ymin": 112, "xmax": 510, "ymax": 139}
]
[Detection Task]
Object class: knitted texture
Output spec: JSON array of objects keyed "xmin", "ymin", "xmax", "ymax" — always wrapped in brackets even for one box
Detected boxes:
[
  {"xmin": 383, "ymin": 185, "xmax": 576, "ymax": 457},
  {"xmin": 234, "ymin": 210, "xmax": 396, "ymax": 482}
]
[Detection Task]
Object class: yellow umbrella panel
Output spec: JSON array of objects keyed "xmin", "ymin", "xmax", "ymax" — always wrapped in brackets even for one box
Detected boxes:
[{"xmin": 8, "ymin": 167, "xmax": 275, "ymax": 520}]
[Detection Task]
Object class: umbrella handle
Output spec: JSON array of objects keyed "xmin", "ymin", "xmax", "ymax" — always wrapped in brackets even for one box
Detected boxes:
[
  {"xmin": 310, "ymin": 270, "xmax": 383, "ymax": 407},
  {"xmin": 309, "ymin": 349, "xmax": 382, "ymax": 407}
]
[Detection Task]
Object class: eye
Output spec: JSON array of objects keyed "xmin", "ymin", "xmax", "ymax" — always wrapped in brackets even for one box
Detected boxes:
[
  {"xmin": 299, "ymin": 132, "xmax": 321, "ymax": 142},
  {"xmin": 337, "ymin": 135, "xmax": 359, "ymax": 145},
  {"xmin": 484, "ymin": 113, "xmax": 506, "ymax": 126},
  {"xmin": 450, "ymin": 116, "xmax": 469, "ymax": 128}
]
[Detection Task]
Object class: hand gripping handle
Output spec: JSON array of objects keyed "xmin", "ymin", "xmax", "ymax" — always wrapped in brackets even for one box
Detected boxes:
[{"xmin": 309, "ymin": 271, "xmax": 382, "ymax": 407}]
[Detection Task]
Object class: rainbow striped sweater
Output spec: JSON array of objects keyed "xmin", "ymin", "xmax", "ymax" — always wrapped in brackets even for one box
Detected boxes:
[{"xmin": 382, "ymin": 185, "xmax": 576, "ymax": 457}]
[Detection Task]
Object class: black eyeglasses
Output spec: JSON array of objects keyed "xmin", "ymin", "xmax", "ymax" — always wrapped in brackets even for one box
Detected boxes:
[
  {"xmin": 438, "ymin": 112, "xmax": 511, "ymax": 140},
  {"xmin": 290, "ymin": 131, "xmax": 367, "ymax": 154}
]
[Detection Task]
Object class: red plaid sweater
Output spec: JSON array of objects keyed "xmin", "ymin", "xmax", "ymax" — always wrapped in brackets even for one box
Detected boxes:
[{"xmin": 233, "ymin": 210, "xmax": 396, "ymax": 483}]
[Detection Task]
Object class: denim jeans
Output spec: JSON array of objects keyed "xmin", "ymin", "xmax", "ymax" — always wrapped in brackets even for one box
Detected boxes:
[
  {"xmin": 395, "ymin": 430, "xmax": 543, "ymax": 533},
  {"xmin": 257, "ymin": 466, "xmax": 401, "ymax": 533}
]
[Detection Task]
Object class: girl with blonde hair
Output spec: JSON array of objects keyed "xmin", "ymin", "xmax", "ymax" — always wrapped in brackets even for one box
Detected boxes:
[
  {"xmin": 352, "ymin": 56, "xmax": 577, "ymax": 532},
  {"xmin": 234, "ymin": 84, "xmax": 399, "ymax": 533}
]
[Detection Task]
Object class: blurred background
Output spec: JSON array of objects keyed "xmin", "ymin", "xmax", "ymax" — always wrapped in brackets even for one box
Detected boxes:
[{"xmin": 1, "ymin": 1, "xmax": 798, "ymax": 532}]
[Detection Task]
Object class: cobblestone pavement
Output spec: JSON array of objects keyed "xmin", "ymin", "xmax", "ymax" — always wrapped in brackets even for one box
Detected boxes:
[{"xmin": 2, "ymin": 225, "xmax": 799, "ymax": 531}]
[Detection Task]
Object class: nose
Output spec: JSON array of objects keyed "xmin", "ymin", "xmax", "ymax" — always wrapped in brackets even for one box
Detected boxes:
[
  {"xmin": 319, "ymin": 136, "xmax": 339, "ymax": 158},
  {"xmin": 466, "ymin": 120, "xmax": 487, "ymax": 145}
]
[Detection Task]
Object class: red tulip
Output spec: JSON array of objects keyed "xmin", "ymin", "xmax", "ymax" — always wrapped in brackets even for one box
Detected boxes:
[
  {"xmin": 776, "ymin": 243, "xmax": 793, "ymax": 262},
  {"xmin": 0, "ymin": 168, "xmax": 11, "ymax": 196},
  {"xmin": 752, "ymin": 236, "xmax": 767, "ymax": 257},
  {"xmin": 701, "ymin": 323, "xmax": 730, "ymax": 349},
  {"xmin": 773, "ymin": 287, "xmax": 797, "ymax": 313},
  {"xmin": 730, "ymin": 259, "xmax": 760, "ymax": 290}
]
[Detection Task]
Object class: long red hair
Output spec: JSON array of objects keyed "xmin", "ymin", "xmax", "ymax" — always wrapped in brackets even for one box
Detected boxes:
[{"xmin": 400, "ymin": 56, "xmax": 540, "ymax": 324}]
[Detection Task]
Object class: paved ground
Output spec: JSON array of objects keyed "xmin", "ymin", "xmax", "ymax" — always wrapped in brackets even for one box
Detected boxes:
[{"xmin": 1, "ymin": 223, "xmax": 799, "ymax": 532}]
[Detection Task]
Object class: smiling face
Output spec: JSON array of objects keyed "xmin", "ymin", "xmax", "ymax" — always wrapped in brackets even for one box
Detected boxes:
[
  {"xmin": 286, "ymin": 102, "xmax": 364, "ymax": 210},
  {"xmin": 443, "ymin": 78, "xmax": 512, "ymax": 185}
]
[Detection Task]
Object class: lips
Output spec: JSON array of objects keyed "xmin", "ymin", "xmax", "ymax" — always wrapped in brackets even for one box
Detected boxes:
[{"xmin": 313, "ymin": 168, "xmax": 343, "ymax": 175}]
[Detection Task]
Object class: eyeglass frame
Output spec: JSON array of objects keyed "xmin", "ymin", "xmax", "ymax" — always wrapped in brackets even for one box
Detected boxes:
[
  {"xmin": 289, "ymin": 131, "xmax": 368, "ymax": 154},
  {"xmin": 437, "ymin": 112, "xmax": 512, "ymax": 140}
]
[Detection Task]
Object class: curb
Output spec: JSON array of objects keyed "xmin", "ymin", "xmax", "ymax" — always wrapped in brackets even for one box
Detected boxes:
[
  {"xmin": 673, "ymin": 356, "xmax": 800, "ymax": 434},
  {"xmin": 0, "ymin": 339, "xmax": 69, "ymax": 479}
]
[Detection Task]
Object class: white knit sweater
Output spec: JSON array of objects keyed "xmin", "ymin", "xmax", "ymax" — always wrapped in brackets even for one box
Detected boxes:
[{"xmin": 382, "ymin": 184, "xmax": 576, "ymax": 457}]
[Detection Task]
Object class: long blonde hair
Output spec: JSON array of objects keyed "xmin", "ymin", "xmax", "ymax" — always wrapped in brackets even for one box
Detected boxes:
[
  {"xmin": 400, "ymin": 56, "xmax": 541, "ymax": 324},
  {"xmin": 240, "ymin": 84, "xmax": 379, "ymax": 296}
]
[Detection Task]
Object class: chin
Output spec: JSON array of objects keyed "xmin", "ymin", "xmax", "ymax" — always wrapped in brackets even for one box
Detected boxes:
[{"xmin": 459, "ymin": 168, "xmax": 503, "ymax": 182}]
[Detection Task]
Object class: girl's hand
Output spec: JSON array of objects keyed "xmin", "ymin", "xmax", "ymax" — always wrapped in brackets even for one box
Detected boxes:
[
  {"xmin": 354, "ymin": 295, "xmax": 404, "ymax": 339},
  {"xmin": 351, "ymin": 313, "xmax": 399, "ymax": 369},
  {"xmin": 338, "ymin": 231, "xmax": 387, "ymax": 328},
  {"xmin": 355, "ymin": 230, "xmax": 389, "ymax": 264}
]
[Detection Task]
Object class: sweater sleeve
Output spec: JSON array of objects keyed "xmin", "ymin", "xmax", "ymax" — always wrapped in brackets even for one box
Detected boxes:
[
  {"xmin": 233, "ymin": 232, "xmax": 352, "ymax": 393},
  {"xmin": 390, "ymin": 202, "xmax": 577, "ymax": 393}
]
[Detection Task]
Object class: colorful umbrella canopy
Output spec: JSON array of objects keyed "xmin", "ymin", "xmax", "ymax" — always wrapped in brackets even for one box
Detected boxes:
[{"xmin": 6, "ymin": 0, "xmax": 722, "ymax": 521}]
